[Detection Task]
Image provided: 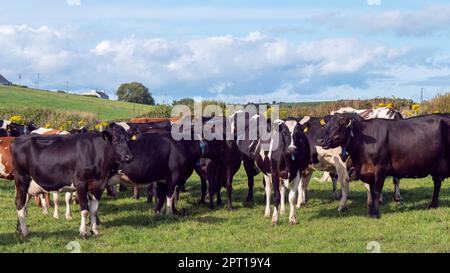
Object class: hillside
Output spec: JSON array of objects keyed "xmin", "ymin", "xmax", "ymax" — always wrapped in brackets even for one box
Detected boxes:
[{"xmin": 0, "ymin": 85, "xmax": 154, "ymax": 120}]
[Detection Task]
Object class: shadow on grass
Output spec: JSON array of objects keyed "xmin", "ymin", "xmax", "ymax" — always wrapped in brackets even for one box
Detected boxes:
[
  {"xmin": 0, "ymin": 229, "xmax": 78, "ymax": 248},
  {"xmin": 308, "ymin": 186, "xmax": 450, "ymax": 220}
]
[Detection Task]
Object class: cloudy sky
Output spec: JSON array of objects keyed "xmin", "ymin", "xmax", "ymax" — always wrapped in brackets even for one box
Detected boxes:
[{"xmin": 1, "ymin": 0, "xmax": 450, "ymax": 103}]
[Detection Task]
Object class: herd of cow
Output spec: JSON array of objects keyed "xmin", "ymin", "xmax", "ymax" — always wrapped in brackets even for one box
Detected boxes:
[{"xmin": 0, "ymin": 106, "xmax": 449, "ymax": 239}]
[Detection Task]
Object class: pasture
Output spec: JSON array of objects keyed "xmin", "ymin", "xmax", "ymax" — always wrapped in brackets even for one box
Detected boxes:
[
  {"xmin": 1, "ymin": 169, "xmax": 449, "ymax": 253},
  {"xmin": 0, "ymin": 86, "xmax": 153, "ymax": 120}
]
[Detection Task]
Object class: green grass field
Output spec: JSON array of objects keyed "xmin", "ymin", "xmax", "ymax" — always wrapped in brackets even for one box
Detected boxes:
[
  {"xmin": 0, "ymin": 86, "xmax": 153, "ymax": 120},
  {"xmin": 0, "ymin": 169, "xmax": 449, "ymax": 253}
]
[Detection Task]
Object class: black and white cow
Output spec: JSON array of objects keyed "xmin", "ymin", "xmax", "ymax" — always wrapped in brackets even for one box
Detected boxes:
[
  {"xmin": 12, "ymin": 125, "xmax": 133, "ymax": 238},
  {"xmin": 238, "ymin": 114, "xmax": 310, "ymax": 225},
  {"xmin": 317, "ymin": 113, "xmax": 450, "ymax": 218}
]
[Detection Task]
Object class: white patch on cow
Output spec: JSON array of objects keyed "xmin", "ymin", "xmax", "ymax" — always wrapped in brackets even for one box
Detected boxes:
[
  {"xmin": 89, "ymin": 194, "xmax": 99, "ymax": 236},
  {"xmin": 28, "ymin": 180, "xmax": 46, "ymax": 196},
  {"xmin": 53, "ymin": 192, "xmax": 60, "ymax": 219},
  {"xmin": 299, "ymin": 116, "xmax": 311, "ymax": 125},
  {"xmin": 285, "ymin": 120, "xmax": 297, "ymax": 150},
  {"xmin": 0, "ymin": 154, "xmax": 6, "ymax": 177},
  {"xmin": 280, "ymin": 180, "xmax": 287, "ymax": 216},
  {"xmin": 1, "ymin": 120, "xmax": 11, "ymax": 129},
  {"xmin": 288, "ymin": 171, "xmax": 300, "ymax": 224},
  {"xmin": 165, "ymin": 187, "xmax": 177, "ymax": 215},
  {"xmin": 17, "ymin": 194, "xmax": 30, "ymax": 237},
  {"xmin": 65, "ymin": 192, "xmax": 73, "ymax": 220},
  {"xmin": 115, "ymin": 122, "xmax": 130, "ymax": 131},
  {"xmin": 273, "ymin": 119, "xmax": 285, "ymax": 124},
  {"xmin": 31, "ymin": 128, "xmax": 53, "ymax": 135},
  {"xmin": 272, "ymin": 205, "xmax": 279, "ymax": 225},
  {"xmin": 79, "ymin": 210, "xmax": 89, "ymax": 237},
  {"xmin": 264, "ymin": 174, "xmax": 272, "ymax": 218}
]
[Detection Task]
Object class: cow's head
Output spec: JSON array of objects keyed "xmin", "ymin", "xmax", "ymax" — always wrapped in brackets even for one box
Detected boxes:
[
  {"xmin": 317, "ymin": 113, "xmax": 360, "ymax": 149},
  {"xmin": 103, "ymin": 125, "xmax": 134, "ymax": 163},
  {"xmin": 273, "ymin": 119, "xmax": 304, "ymax": 156},
  {"xmin": 197, "ymin": 137, "xmax": 225, "ymax": 161}
]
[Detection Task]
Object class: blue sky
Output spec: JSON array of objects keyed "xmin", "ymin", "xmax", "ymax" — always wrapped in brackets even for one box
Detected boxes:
[{"xmin": 1, "ymin": 0, "xmax": 450, "ymax": 103}]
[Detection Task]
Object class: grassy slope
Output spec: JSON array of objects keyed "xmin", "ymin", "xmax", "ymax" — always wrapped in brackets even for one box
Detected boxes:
[
  {"xmin": 0, "ymin": 169, "xmax": 449, "ymax": 253},
  {"xmin": 0, "ymin": 86, "xmax": 154, "ymax": 120}
]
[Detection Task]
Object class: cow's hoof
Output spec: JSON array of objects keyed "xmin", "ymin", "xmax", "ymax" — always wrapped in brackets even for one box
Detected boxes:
[
  {"xmin": 427, "ymin": 203, "xmax": 439, "ymax": 209},
  {"xmin": 333, "ymin": 193, "xmax": 342, "ymax": 201},
  {"xmin": 80, "ymin": 232, "xmax": 88, "ymax": 239},
  {"xmin": 394, "ymin": 195, "xmax": 403, "ymax": 202},
  {"xmin": 217, "ymin": 199, "xmax": 223, "ymax": 206},
  {"xmin": 246, "ymin": 196, "xmax": 253, "ymax": 203},
  {"xmin": 65, "ymin": 213, "xmax": 72, "ymax": 220},
  {"xmin": 369, "ymin": 213, "xmax": 380, "ymax": 219},
  {"xmin": 42, "ymin": 211, "xmax": 49, "ymax": 216},
  {"xmin": 289, "ymin": 219, "xmax": 297, "ymax": 225},
  {"xmin": 92, "ymin": 230, "xmax": 99, "ymax": 237},
  {"xmin": 227, "ymin": 206, "xmax": 233, "ymax": 211},
  {"xmin": 338, "ymin": 205, "xmax": 348, "ymax": 212},
  {"xmin": 264, "ymin": 211, "xmax": 271, "ymax": 218},
  {"xmin": 271, "ymin": 219, "xmax": 278, "ymax": 226},
  {"xmin": 53, "ymin": 213, "xmax": 59, "ymax": 220},
  {"xmin": 20, "ymin": 230, "xmax": 30, "ymax": 239}
]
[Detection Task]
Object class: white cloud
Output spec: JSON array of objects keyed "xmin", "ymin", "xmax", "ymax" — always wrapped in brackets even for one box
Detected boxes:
[
  {"xmin": 0, "ymin": 24, "xmax": 447, "ymax": 103},
  {"xmin": 366, "ymin": 0, "xmax": 381, "ymax": 6},
  {"xmin": 67, "ymin": 0, "xmax": 81, "ymax": 6}
]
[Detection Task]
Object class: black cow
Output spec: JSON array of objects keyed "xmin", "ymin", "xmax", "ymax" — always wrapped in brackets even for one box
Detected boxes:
[
  {"xmin": 6, "ymin": 122, "xmax": 37, "ymax": 137},
  {"xmin": 239, "ymin": 115, "xmax": 310, "ymax": 225},
  {"xmin": 107, "ymin": 130, "xmax": 224, "ymax": 215},
  {"xmin": 193, "ymin": 117, "xmax": 243, "ymax": 210},
  {"xmin": 12, "ymin": 125, "xmax": 133, "ymax": 238},
  {"xmin": 0, "ymin": 128, "xmax": 7, "ymax": 137},
  {"xmin": 317, "ymin": 113, "xmax": 450, "ymax": 218}
]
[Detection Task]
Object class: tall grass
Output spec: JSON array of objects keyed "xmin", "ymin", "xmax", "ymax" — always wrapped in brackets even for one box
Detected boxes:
[
  {"xmin": 0, "ymin": 107, "xmax": 98, "ymax": 130},
  {"xmin": 422, "ymin": 93, "xmax": 450, "ymax": 114}
]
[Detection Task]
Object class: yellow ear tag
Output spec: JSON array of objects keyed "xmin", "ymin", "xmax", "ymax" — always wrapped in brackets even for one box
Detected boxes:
[
  {"xmin": 303, "ymin": 127, "xmax": 308, "ymax": 133},
  {"xmin": 131, "ymin": 135, "xmax": 137, "ymax": 141},
  {"xmin": 320, "ymin": 119, "xmax": 326, "ymax": 126}
]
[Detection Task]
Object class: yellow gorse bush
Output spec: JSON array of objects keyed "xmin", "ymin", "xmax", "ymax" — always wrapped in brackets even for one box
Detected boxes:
[
  {"xmin": 9, "ymin": 115, "xmax": 25, "ymax": 124},
  {"xmin": 95, "ymin": 121, "xmax": 109, "ymax": 131}
]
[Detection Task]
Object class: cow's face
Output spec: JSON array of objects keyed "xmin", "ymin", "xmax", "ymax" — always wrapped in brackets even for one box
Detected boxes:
[
  {"xmin": 283, "ymin": 119, "xmax": 303, "ymax": 155},
  {"xmin": 104, "ymin": 126, "xmax": 134, "ymax": 163},
  {"xmin": 317, "ymin": 114, "xmax": 355, "ymax": 149},
  {"xmin": 201, "ymin": 139, "xmax": 225, "ymax": 160}
]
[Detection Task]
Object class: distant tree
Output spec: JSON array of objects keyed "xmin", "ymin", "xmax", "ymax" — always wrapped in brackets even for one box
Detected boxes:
[
  {"xmin": 116, "ymin": 82, "xmax": 155, "ymax": 105},
  {"xmin": 173, "ymin": 98, "xmax": 195, "ymax": 109}
]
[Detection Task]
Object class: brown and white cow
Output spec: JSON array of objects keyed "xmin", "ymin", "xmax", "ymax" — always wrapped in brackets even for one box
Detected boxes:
[{"xmin": 0, "ymin": 137, "xmax": 14, "ymax": 180}]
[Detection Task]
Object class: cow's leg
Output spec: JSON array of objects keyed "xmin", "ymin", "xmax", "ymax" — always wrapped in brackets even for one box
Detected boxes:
[
  {"xmin": 243, "ymin": 158, "xmax": 255, "ymax": 202},
  {"xmin": 330, "ymin": 174, "xmax": 342, "ymax": 200},
  {"xmin": 365, "ymin": 182, "xmax": 383, "ymax": 205},
  {"xmin": 428, "ymin": 176, "xmax": 443, "ymax": 209},
  {"xmin": 288, "ymin": 173, "xmax": 301, "ymax": 225},
  {"xmin": 200, "ymin": 176, "xmax": 207, "ymax": 205},
  {"xmin": 65, "ymin": 192, "xmax": 73, "ymax": 220},
  {"xmin": 271, "ymin": 175, "xmax": 281, "ymax": 226},
  {"xmin": 147, "ymin": 185, "xmax": 154, "ymax": 204},
  {"xmin": 77, "ymin": 185, "xmax": 89, "ymax": 238},
  {"xmin": 106, "ymin": 185, "xmax": 116, "ymax": 198},
  {"xmin": 208, "ymin": 178, "xmax": 215, "ymax": 210},
  {"xmin": 393, "ymin": 178, "xmax": 402, "ymax": 202},
  {"xmin": 335, "ymin": 162, "xmax": 350, "ymax": 212},
  {"xmin": 165, "ymin": 175, "xmax": 179, "ymax": 215},
  {"xmin": 264, "ymin": 174, "xmax": 272, "ymax": 218},
  {"xmin": 296, "ymin": 172, "xmax": 312, "ymax": 208},
  {"xmin": 155, "ymin": 183, "xmax": 166, "ymax": 214},
  {"xmin": 217, "ymin": 188, "xmax": 222, "ymax": 206},
  {"xmin": 15, "ymin": 176, "xmax": 31, "ymax": 237},
  {"xmin": 226, "ymin": 175, "xmax": 233, "ymax": 210},
  {"xmin": 119, "ymin": 184, "xmax": 127, "ymax": 192},
  {"xmin": 40, "ymin": 194, "xmax": 49, "ymax": 215},
  {"xmin": 369, "ymin": 173, "xmax": 385, "ymax": 218},
  {"xmin": 88, "ymin": 193, "xmax": 100, "ymax": 236},
  {"xmin": 279, "ymin": 182, "xmax": 286, "ymax": 216},
  {"xmin": 53, "ymin": 192, "xmax": 60, "ymax": 219},
  {"xmin": 133, "ymin": 187, "xmax": 140, "ymax": 200}
]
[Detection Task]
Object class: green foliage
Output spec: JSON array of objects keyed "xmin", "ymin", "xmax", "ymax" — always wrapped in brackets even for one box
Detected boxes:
[
  {"xmin": 116, "ymin": 82, "xmax": 155, "ymax": 105},
  {"xmin": 0, "ymin": 85, "xmax": 154, "ymax": 120},
  {"xmin": 140, "ymin": 105, "xmax": 173, "ymax": 118},
  {"xmin": 0, "ymin": 107, "xmax": 98, "ymax": 130}
]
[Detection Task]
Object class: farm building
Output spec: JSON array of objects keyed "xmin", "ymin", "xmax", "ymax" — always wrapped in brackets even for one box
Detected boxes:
[
  {"xmin": 0, "ymin": 74, "xmax": 11, "ymax": 85},
  {"xmin": 81, "ymin": 89, "xmax": 109, "ymax": 99}
]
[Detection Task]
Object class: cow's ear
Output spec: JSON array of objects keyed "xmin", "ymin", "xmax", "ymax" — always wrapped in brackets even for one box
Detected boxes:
[{"xmin": 102, "ymin": 131, "xmax": 112, "ymax": 143}]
